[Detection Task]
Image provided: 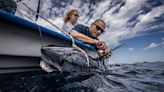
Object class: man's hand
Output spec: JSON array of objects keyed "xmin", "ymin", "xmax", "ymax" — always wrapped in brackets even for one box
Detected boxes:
[
  {"xmin": 105, "ymin": 50, "xmax": 112, "ymax": 58},
  {"xmin": 97, "ymin": 49, "xmax": 112, "ymax": 58},
  {"xmin": 96, "ymin": 41, "xmax": 107, "ymax": 50}
]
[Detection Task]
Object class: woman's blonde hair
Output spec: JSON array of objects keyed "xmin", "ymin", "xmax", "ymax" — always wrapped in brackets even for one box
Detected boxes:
[{"xmin": 63, "ymin": 9, "xmax": 78, "ymax": 23}]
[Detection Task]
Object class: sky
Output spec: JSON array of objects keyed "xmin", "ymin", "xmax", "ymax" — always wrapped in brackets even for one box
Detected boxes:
[{"xmin": 15, "ymin": 0, "xmax": 164, "ymax": 64}]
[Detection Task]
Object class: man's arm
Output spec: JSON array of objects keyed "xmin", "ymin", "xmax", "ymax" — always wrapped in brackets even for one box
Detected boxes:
[
  {"xmin": 70, "ymin": 30, "xmax": 111, "ymax": 57},
  {"xmin": 70, "ymin": 30, "xmax": 99, "ymax": 46}
]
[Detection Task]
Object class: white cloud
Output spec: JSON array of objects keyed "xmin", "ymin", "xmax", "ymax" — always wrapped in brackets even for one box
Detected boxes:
[
  {"xmin": 138, "ymin": 5, "xmax": 164, "ymax": 24},
  {"xmin": 117, "ymin": 0, "xmax": 146, "ymax": 19},
  {"xmin": 128, "ymin": 48, "xmax": 134, "ymax": 51},
  {"xmin": 71, "ymin": 0, "xmax": 81, "ymax": 9},
  {"xmin": 92, "ymin": 0, "xmax": 111, "ymax": 20},
  {"xmin": 144, "ymin": 39, "xmax": 164, "ymax": 50},
  {"xmin": 15, "ymin": 0, "xmax": 164, "ymax": 46},
  {"xmin": 144, "ymin": 43, "xmax": 158, "ymax": 50},
  {"xmin": 96, "ymin": 0, "xmax": 149, "ymax": 45}
]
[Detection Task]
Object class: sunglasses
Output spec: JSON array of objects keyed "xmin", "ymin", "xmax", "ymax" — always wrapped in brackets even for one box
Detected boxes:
[
  {"xmin": 74, "ymin": 14, "xmax": 79, "ymax": 17},
  {"xmin": 94, "ymin": 23, "xmax": 104, "ymax": 33}
]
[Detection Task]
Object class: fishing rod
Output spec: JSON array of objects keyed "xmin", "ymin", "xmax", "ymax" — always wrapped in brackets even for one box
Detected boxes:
[{"xmin": 110, "ymin": 44, "xmax": 124, "ymax": 51}]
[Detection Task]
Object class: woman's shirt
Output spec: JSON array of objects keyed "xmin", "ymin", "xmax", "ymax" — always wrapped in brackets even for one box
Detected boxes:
[{"xmin": 62, "ymin": 22, "xmax": 78, "ymax": 34}]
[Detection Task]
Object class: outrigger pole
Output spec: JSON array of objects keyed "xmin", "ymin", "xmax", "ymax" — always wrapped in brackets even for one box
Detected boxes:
[{"xmin": 35, "ymin": 0, "xmax": 41, "ymax": 21}]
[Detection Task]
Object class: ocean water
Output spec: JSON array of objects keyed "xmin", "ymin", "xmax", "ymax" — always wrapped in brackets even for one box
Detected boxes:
[{"xmin": 0, "ymin": 62, "xmax": 164, "ymax": 92}]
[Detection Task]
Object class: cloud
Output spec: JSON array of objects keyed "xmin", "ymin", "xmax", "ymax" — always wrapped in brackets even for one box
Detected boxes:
[
  {"xmin": 96, "ymin": 0, "xmax": 164, "ymax": 46},
  {"xmin": 145, "ymin": 38, "xmax": 164, "ymax": 50},
  {"xmin": 128, "ymin": 48, "xmax": 134, "ymax": 51},
  {"xmin": 15, "ymin": 0, "xmax": 164, "ymax": 46},
  {"xmin": 135, "ymin": 5, "xmax": 164, "ymax": 32},
  {"xmin": 144, "ymin": 43, "xmax": 158, "ymax": 50}
]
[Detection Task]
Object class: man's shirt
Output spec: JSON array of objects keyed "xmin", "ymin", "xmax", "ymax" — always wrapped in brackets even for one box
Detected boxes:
[{"xmin": 72, "ymin": 24, "xmax": 97, "ymax": 39}]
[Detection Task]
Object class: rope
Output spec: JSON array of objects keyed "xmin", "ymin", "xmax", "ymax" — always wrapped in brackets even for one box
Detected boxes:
[
  {"xmin": 17, "ymin": 2, "xmax": 90, "ymax": 67},
  {"xmin": 17, "ymin": 10, "xmax": 44, "ymax": 48}
]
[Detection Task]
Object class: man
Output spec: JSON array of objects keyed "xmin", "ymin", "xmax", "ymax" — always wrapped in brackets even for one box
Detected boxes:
[
  {"xmin": 70, "ymin": 19, "xmax": 111, "ymax": 57},
  {"xmin": 40, "ymin": 19, "xmax": 111, "ymax": 72}
]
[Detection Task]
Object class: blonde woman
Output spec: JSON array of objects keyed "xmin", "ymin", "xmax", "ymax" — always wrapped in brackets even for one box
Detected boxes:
[
  {"xmin": 40, "ymin": 9, "xmax": 79, "ymax": 73},
  {"xmin": 62, "ymin": 9, "xmax": 79, "ymax": 34}
]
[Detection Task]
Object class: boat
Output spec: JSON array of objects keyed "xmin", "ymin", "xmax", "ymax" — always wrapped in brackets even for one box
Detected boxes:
[{"xmin": 0, "ymin": 10, "xmax": 104, "ymax": 73}]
